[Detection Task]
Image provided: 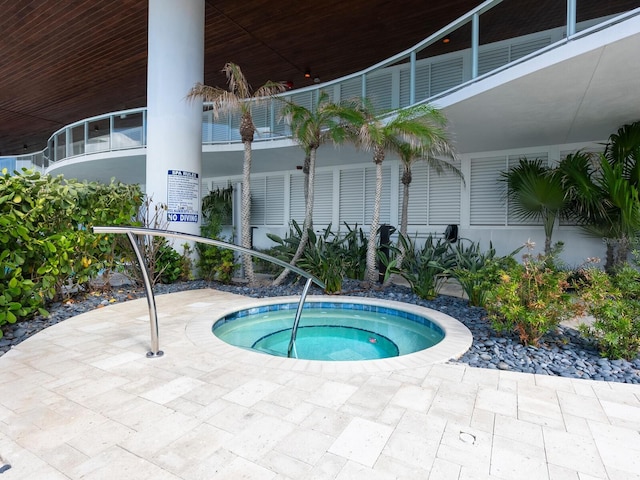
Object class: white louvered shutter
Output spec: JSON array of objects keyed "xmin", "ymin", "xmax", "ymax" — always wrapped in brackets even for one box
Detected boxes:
[
  {"xmin": 428, "ymin": 161, "xmax": 461, "ymax": 225},
  {"xmin": 340, "ymin": 169, "xmax": 364, "ymax": 224},
  {"xmin": 250, "ymin": 177, "xmax": 266, "ymax": 225},
  {"xmin": 470, "ymin": 156, "xmax": 507, "ymax": 225},
  {"xmin": 265, "ymin": 175, "xmax": 284, "ymax": 225}
]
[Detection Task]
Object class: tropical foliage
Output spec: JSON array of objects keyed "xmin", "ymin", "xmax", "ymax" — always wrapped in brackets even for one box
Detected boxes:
[
  {"xmin": 558, "ymin": 121, "xmax": 640, "ymax": 272},
  {"xmin": 502, "ymin": 157, "xmax": 567, "ymax": 255},
  {"xmin": 268, "ymin": 222, "xmax": 368, "ymax": 293},
  {"xmin": 383, "ymin": 234, "xmax": 455, "ymax": 300},
  {"xmin": 0, "ymin": 169, "xmax": 142, "ymax": 335},
  {"xmin": 188, "ymin": 63, "xmax": 284, "ymax": 284},
  {"xmin": 341, "ymin": 101, "xmax": 457, "ymax": 283},
  {"xmin": 197, "ymin": 186, "xmax": 237, "ymax": 283},
  {"xmin": 272, "ymin": 90, "xmax": 352, "ymax": 285}
]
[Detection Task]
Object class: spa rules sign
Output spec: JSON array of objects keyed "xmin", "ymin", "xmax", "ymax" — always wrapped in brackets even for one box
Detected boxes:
[{"xmin": 166, "ymin": 169, "xmax": 199, "ymax": 223}]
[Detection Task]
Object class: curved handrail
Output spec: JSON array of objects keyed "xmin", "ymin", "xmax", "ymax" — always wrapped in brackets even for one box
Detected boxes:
[{"xmin": 93, "ymin": 226, "xmax": 324, "ymax": 358}]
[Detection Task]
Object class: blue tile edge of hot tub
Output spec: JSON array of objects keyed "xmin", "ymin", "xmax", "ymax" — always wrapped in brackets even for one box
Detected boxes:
[{"xmin": 214, "ymin": 301, "xmax": 445, "ymax": 336}]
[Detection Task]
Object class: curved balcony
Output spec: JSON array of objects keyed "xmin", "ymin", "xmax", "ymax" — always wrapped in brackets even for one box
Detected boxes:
[{"xmin": 2, "ymin": 0, "xmax": 638, "ymax": 177}]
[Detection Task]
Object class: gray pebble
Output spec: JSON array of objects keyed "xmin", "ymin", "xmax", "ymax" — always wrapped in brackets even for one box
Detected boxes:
[{"xmin": 1, "ymin": 278, "xmax": 639, "ymax": 384}]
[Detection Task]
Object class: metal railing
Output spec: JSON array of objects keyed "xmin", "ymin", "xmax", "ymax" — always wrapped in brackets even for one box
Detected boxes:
[
  {"xmin": 4, "ymin": 1, "xmax": 637, "ymax": 171},
  {"xmin": 92, "ymin": 226, "xmax": 325, "ymax": 358}
]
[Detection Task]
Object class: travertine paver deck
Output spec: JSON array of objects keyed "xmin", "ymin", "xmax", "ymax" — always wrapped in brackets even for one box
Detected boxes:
[{"xmin": 0, "ymin": 289, "xmax": 639, "ymax": 479}]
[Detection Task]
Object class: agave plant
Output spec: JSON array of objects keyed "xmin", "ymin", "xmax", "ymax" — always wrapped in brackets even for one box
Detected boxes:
[{"xmin": 384, "ymin": 233, "xmax": 455, "ymax": 300}]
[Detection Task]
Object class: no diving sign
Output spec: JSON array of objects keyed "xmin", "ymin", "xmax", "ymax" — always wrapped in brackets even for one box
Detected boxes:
[{"xmin": 167, "ymin": 170, "xmax": 199, "ymax": 223}]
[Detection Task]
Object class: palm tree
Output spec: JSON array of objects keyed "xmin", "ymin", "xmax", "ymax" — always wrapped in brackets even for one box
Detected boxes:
[
  {"xmin": 501, "ymin": 157, "xmax": 567, "ymax": 256},
  {"xmin": 346, "ymin": 101, "xmax": 456, "ymax": 284},
  {"xmin": 604, "ymin": 120, "xmax": 640, "ymax": 187},
  {"xmin": 188, "ymin": 63, "xmax": 284, "ymax": 284},
  {"xmin": 272, "ymin": 90, "xmax": 351, "ymax": 286},
  {"xmin": 559, "ymin": 145, "xmax": 640, "ymax": 271},
  {"xmin": 396, "ymin": 138, "xmax": 460, "ymax": 269}
]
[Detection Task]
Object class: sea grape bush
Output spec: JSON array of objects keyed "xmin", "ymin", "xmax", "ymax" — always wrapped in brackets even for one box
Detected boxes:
[
  {"xmin": 579, "ymin": 259, "xmax": 640, "ymax": 360},
  {"xmin": 484, "ymin": 241, "xmax": 581, "ymax": 346},
  {"xmin": 0, "ymin": 169, "xmax": 142, "ymax": 335}
]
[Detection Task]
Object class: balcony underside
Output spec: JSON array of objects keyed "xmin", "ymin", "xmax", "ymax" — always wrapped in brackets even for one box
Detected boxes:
[{"xmin": 48, "ymin": 14, "xmax": 640, "ymax": 185}]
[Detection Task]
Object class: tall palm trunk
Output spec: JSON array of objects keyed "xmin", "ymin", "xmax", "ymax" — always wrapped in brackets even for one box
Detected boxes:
[
  {"xmin": 397, "ymin": 165, "xmax": 412, "ymax": 267},
  {"xmin": 240, "ymin": 112, "xmax": 256, "ymax": 284},
  {"xmin": 187, "ymin": 64, "xmax": 284, "ymax": 287},
  {"xmin": 381, "ymin": 165, "xmax": 411, "ymax": 288},
  {"xmin": 273, "ymin": 147, "xmax": 317, "ymax": 285},
  {"xmin": 543, "ymin": 211, "xmax": 556, "ymax": 256},
  {"xmin": 302, "ymin": 150, "xmax": 311, "ymax": 204},
  {"xmin": 366, "ymin": 146, "xmax": 384, "ymax": 283},
  {"xmin": 399, "ymin": 166, "xmax": 412, "ymax": 241}
]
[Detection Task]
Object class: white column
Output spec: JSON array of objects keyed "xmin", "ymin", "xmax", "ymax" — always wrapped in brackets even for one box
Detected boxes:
[{"xmin": 146, "ymin": 0, "xmax": 204, "ymax": 235}]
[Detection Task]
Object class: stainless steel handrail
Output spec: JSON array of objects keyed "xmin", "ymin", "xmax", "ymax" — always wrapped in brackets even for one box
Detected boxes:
[
  {"xmin": 93, "ymin": 226, "xmax": 325, "ymax": 358},
  {"xmin": 287, "ymin": 277, "xmax": 313, "ymax": 359}
]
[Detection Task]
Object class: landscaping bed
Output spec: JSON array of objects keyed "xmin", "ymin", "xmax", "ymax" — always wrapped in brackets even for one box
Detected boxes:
[{"xmin": 2, "ymin": 279, "xmax": 638, "ymax": 384}]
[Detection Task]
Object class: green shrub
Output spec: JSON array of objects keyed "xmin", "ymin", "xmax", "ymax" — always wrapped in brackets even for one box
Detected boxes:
[
  {"xmin": 386, "ymin": 234, "xmax": 454, "ymax": 300},
  {"xmin": 579, "ymin": 263, "xmax": 640, "ymax": 360},
  {"xmin": 267, "ymin": 222, "xmax": 368, "ymax": 290},
  {"xmin": 0, "ymin": 269, "xmax": 42, "ymax": 328},
  {"xmin": 485, "ymin": 242, "xmax": 579, "ymax": 346},
  {"xmin": 297, "ymin": 227, "xmax": 346, "ymax": 294},
  {"xmin": 0, "ymin": 169, "xmax": 142, "ymax": 335},
  {"xmin": 449, "ymin": 240, "xmax": 519, "ymax": 307},
  {"xmin": 178, "ymin": 243, "xmax": 195, "ymax": 282},
  {"xmin": 197, "ymin": 186, "xmax": 237, "ymax": 283},
  {"xmin": 197, "ymin": 243, "xmax": 236, "ymax": 283}
]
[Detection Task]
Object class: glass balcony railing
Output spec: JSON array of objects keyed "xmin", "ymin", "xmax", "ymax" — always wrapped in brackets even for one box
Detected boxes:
[
  {"xmin": 50, "ymin": 108, "xmax": 147, "ymax": 161},
  {"xmin": 2, "ymin": 0, "xmax": 638, "ymax": 174}
]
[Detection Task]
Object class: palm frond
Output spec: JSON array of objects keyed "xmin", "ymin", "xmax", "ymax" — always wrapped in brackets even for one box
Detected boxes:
[
  {"xmin": 557, "ymin": 151, "xmax": 608, "ymax": 224},
  {"xmin": 604, "ymin": 120, "xmax": 640, "ymax": 185},
  {"xmin": 502, "ymin": 157, "xmax": 568, "ymax": 245},
  {"xmin": 187, "ymin": 83, "xmax": 226, "ymax": 102},
  {"xmin": 222, "ymin": 62, "xmax": 251, "ymax": 99},
  {"xmin": 187, "ymin": 83, "xmax": 240, "ymax": 119},
  {"xmin": 253, "ymin": 80, "xmax": 286, "ymax": 100}
]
